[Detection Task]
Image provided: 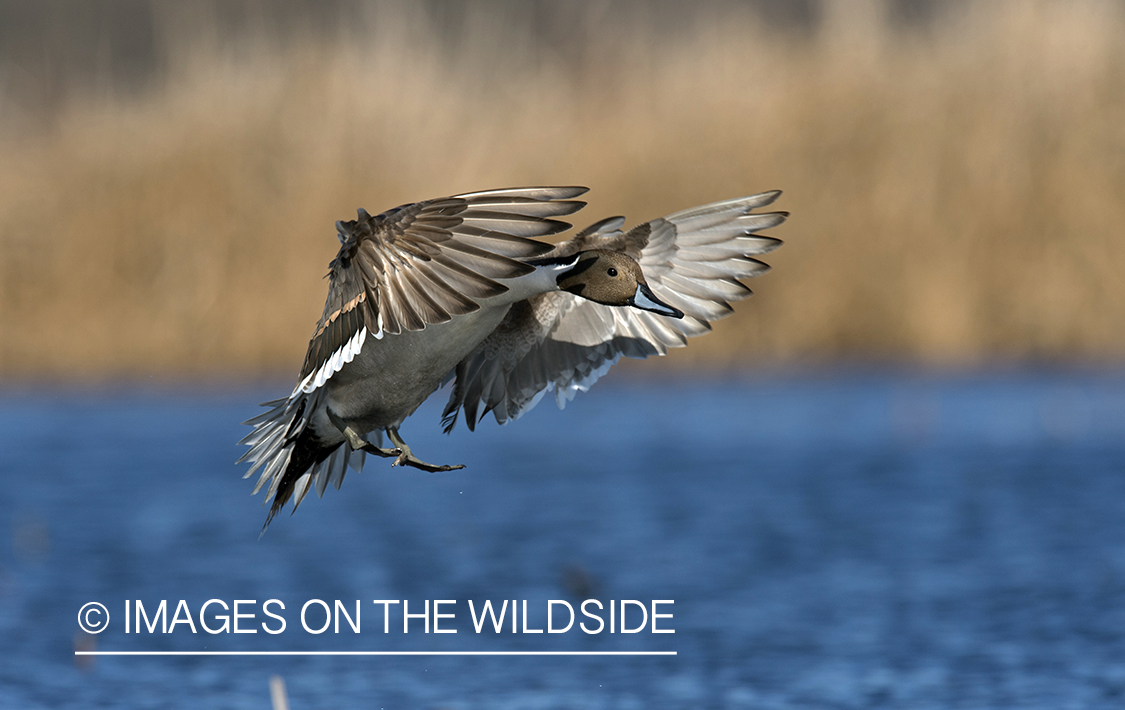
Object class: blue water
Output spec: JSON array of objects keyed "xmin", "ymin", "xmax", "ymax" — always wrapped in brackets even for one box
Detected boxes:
[{"xmin": 2, "ymin": 372, "xmax": 1125, "ymax": 708}]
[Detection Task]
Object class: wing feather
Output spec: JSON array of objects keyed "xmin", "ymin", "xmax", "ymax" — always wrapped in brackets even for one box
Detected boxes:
[
  {"xmin": 295, "ymin": 187, "xmax": 589, "ymax": 390},
  {"xmin": 443, "ymin": 191, "xmax": 786, "ymax": 430}
]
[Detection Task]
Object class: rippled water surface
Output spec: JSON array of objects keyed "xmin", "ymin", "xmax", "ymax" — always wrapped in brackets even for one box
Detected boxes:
[{"xmin": 2, "ymin": 372, "xmax": 1125, "ymax": 708}]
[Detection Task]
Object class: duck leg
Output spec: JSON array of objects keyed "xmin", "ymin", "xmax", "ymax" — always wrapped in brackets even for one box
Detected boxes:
[
  {"xmin": 386, "ymin": 427, "xmax": 466, "ymax": 472},
  {"xmin": 327, "ymin": 409, "xmax": 400, "ymax": 458}
]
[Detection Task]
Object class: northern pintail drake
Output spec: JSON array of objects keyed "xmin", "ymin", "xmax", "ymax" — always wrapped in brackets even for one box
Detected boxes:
[{"xmin": 240, "ymin": 186, "xmax": 786, "ymax": 528}]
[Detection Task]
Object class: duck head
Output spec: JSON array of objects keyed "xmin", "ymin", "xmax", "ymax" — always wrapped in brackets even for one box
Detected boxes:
[{"xmin": 557, "ymin": 250, "xmax": 684, "ymax": 318}]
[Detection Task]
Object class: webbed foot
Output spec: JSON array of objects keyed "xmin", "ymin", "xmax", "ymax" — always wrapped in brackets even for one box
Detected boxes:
[
  {"xmin": 328, "ymin": 409, "xmax": 401, "ymax": 458},
  {"xmin": 386, "ymin": 427, "xmax": 466, "ymax": 472},
  {"xmin": 359, "ymin": 442, "xmax": 402, "ymax": 459}
]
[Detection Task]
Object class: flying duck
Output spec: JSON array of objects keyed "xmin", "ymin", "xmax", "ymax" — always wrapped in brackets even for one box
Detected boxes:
[{"xmin": 240, "ymin": 186, "xmax": 786, "ymax": 527}]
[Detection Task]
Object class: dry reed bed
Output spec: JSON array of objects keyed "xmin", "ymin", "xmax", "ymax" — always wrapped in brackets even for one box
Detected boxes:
[{"xmin": 1, "ymin": 0, "xmax": 1123, "ymax": 380}]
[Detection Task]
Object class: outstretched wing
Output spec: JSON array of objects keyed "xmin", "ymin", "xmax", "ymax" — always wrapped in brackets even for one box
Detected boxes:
[
  {"xmin": 296, "ymin": 186, "xmax": 589, "ymax": 395},
  {"xmin": 441, "ymin": 190, "xmax": 786, "ymax": 431}
]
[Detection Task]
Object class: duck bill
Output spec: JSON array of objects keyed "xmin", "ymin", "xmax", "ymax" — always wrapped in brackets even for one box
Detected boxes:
[{"xmin": 632, "ymin": 283, "xmax": 684, "ymax": 318}]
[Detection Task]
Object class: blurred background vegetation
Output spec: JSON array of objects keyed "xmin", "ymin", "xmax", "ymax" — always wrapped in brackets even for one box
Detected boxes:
[{"xmin": 1, "ymin": 0, "xmax": 1123, "ymax": 381}]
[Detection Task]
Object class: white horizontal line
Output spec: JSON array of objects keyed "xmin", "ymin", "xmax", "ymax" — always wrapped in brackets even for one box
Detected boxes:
[{"xmin": 75, "ymin": 651, "xmax": 675, "ymax": 657}]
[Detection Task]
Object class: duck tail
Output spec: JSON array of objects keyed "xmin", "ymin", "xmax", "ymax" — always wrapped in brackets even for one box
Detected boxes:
[
  {"xmin": 239, "ymin": 391, "xmax": 364, "ymax": 533},
  {"xmin": 261, "ymin": 429, "xmax": 336, "ymax": 531}
]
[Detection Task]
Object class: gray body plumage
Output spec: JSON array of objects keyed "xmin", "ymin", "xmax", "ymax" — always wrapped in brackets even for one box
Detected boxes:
[
  {"xmin": 239, "ymin": 186, "xmax": 786, "ymax": 526},
  {"xmin": 322, "ymin": 263, "xmax": 567, "ymax": 434}
]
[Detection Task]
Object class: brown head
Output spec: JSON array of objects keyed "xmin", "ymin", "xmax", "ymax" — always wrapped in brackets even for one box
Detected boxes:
[{"xmin": 556, "ymin": 250, "xmax": 684, "ymax": 317}]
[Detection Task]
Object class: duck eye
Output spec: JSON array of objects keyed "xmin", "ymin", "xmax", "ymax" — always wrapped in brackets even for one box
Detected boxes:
[{"xmin": 607, "ymin": 267, "xmax": 618, "ymax": 277}]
